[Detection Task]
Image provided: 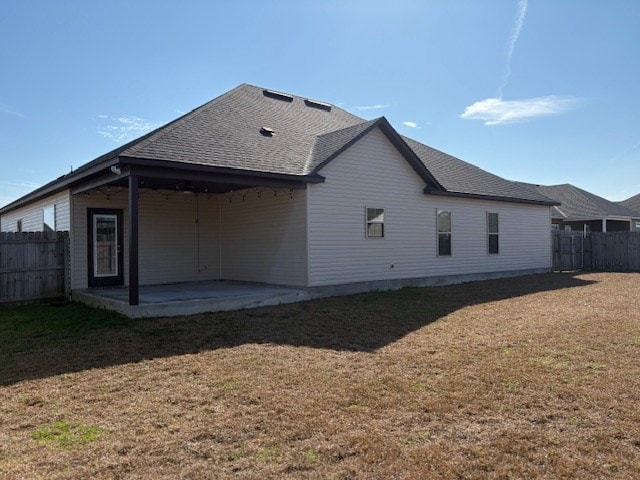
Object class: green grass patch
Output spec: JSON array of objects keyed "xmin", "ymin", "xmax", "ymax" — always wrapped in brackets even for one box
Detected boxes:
[
  {"xmin": 412, "ymin": 382, "xmax": 431, "ymax": 393},
  {"xmin": 0, "ymin": 303, "xmax": 130, "ymax": 355},
  {"xmin": 256, "ymin": 445, "xmax": 280, "ymax": 464},
  {"xmin": 30, "ymin": 419, "xmax": 102, "ymax": 449},
  {"xmin": 305, "ymin": 448, "xmax": 319, "ymax": 463}
]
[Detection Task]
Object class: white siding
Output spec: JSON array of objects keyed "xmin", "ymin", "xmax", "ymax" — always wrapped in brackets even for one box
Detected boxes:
[
  {"xmin": 70, "ymin": 187, "xmax": 307, "ymax": 290},
  {"xmin": 1, "ymin": 190, "xmax": 71, "ymax": 232},
  {"xmin": 308, "ymin": 127, "xmax": 552, "ymax": 286},
  {"xmin": 71, "ymin": 190, "xmax": 221, "ymax": 289},
  {"xmin": 221, "ymin": 188, "xmax": 308, "ymax": 287}
]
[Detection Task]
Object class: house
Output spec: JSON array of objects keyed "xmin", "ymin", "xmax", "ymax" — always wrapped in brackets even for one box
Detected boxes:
[
  {"xmin": 517, "ymin": 183, "xmax": 640, "ymax": 233},
  {"xmin": 619, "ymin": 193, "xmax": 640, "ymax": 226},
  {"xmin": 0, "ymin": 84, "xmax": 557, "ymax": 316}
]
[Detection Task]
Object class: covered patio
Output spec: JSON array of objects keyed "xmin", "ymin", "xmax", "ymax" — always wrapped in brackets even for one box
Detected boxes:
[
  {"xmin": 69, "ymin": 155, "xmax": 320, "ymax": 310},
  {"xmin": 72, "ymin": 280, "xmax": 308, "ymax": 318}
]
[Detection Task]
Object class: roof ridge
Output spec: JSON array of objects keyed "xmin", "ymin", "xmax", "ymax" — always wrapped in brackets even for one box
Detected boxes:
[
  {"xmin": 303, "ymin": 118, "xmax": 381, "ymax": 175},
  {"xmin": 243, "ymin": 83, "xmax": 367, "ymax": 124},
  {"xmin": 316, "ymin": 117, "xmax": 379, "ymax": 138},
  {"xmin": 566, "ymin": 184, "xmax": 615, "ymax": 216}
]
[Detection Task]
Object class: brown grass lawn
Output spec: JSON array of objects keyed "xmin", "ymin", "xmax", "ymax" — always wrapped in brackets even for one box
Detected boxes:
[{"xmin": 1, "ymin": 272, "xmax": 640, "ymax": 479}]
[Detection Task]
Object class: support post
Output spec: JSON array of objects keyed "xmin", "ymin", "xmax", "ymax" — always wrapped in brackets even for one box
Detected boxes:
[
  {"xmin": 602, "ymin": 218, "xmax": 607, "ymax": 232},
  {"xmin": 128, "ymin": 174, "xmax": 139, "ymax": 306}
]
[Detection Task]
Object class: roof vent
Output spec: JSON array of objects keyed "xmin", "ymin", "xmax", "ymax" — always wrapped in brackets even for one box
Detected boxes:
[
  {"xmin": 304, "ymin": 99, "xmax": 332, "ymax": 112},
  {"xmin": 260, "ymin": 127, "xmax": 275, "ymax": 137},
  {"xmin": 263, "ymin": 89, "xmax": 294, "ymax": 102}
]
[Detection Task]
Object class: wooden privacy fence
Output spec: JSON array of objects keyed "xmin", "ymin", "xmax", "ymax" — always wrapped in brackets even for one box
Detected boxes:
[
  {"xmin": 553, "ymin": 231, "xmax": 640, "ymax": 272},
  {"xmin": 586, "ymin": 232, "xmax": 640, "ymax": 272},
  {"xmin": 0, "ymin": 231, "xmax": 70, "ymax": 305}
]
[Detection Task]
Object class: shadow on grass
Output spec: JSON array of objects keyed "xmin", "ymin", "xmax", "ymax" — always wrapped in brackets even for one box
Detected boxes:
[{"xmin": 0, "ymin": 272, "xmax": 595, "ymax": 386}]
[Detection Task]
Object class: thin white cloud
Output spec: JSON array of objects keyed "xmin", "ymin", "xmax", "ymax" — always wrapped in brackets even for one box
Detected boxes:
[
  {"xmin": 96, "ymin": 116, "xmax": 163, "ymax": 143},
  {"xmin": 499, "ymin": 0, "xmax": 528, "ymax": 97},
  {"xmin": 462, "ymin": 1, "xmax": 577, "ymax": 126},
  {"xmin": 402, "ymin": 121, "xmax": 418, "ymax": 128},
  {"xmin": 0, "ymin": 102, "xmax": 25, "ymax": 118},
  {"xmin": 461, "ymin": 96, "xmax": 577, "ymax": 126},
  {"xmin": 0, "ymin": 180, "xmax": 41, "ymax": 207},
  {"xmin": 354, "ymin": 104, "xmax": 389, "ymax": 111},
  {"xmin": 0, "ymin": 180, "xmax": 40, "ymax": 189}
]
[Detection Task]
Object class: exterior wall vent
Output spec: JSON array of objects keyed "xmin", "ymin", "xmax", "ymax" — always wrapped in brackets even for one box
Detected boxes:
[
  {"xmin": 263, "ymin": 89, "xmax": 294, "ymax": 102},
  {"xmin": 304, "ymin": 99, "xmax": 332, "ymax": 112},
  {"xmin": 260, "ymin": 127, "xmax": 275, "ymax": 137}
]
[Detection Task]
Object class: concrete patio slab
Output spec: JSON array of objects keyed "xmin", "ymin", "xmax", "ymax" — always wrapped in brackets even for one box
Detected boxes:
[
  {"xmin": 72, "ymin": 268, "xmax": 550, "ymax": 318},
  {"xmin": 72, "ymin": 280, "xmax": 308, "ymax": 318}
]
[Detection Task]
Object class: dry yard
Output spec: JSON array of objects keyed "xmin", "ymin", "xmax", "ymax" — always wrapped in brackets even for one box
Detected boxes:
[{"xmin": 1, "ymin": 272, "xmax": 639, "ymax": 479}]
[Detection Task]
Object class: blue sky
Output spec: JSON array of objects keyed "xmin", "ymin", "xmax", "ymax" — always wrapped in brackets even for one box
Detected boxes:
[{"xmin": 1, "ymin": 0, "xmax": 639, "ymax": 207}]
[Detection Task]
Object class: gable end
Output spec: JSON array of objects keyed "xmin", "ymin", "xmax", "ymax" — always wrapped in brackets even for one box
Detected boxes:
[{"xmin": 312, "ymin": 117, "xmax": 443, "ymax": 191}]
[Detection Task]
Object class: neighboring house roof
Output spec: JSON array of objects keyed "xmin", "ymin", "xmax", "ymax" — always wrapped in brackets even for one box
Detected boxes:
[
  {"xmin": 1, "ymin": 84, "xmax": 555, "ymax": 214},
  {"xmin": 618, "ymin": 193, "xmax": 640, "ymax": 215},
  {"xmin": 517, "ymin": 183, "xmax": 640, "ymax": 220}
]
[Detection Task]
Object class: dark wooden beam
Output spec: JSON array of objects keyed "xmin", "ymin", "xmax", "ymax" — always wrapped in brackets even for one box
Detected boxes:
[
  {"xmin": 122, "ymin": 164, "xmax": 312, "ymax": 190},
  {"xmin": 118, "ymin": 156, "xmax": 325, "ymax": 183},
  {"xmin": 128, "ymin": 174, "xmax": 139, "ymax": 306}
]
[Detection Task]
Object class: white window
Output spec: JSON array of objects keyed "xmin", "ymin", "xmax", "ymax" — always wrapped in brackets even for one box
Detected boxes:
[
  {"xmin": 487, "ymin": 212, "xmax": 499, "ymax": 255},
  {"xmin": 366, "ymin": 207, "xmax": 384, "ymax": 238},
  {"xmin": 437, "ymin": 210, "xmax": 451, "ymax": 256},
  {"xmin": 43, "ymin": 204, "xmax": 56, "ymax": 232},
  {"xmin": 94, "ymin": 214, "xmax": 118, "ymax": 277}
]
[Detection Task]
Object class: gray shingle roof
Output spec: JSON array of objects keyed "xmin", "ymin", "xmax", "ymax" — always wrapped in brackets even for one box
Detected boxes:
[
  {"xmin": 121, "ymin": 84, "xmax": 366, "ymax": 176},
  {"xmin": 1, "ymin": 83, "xmax": 557, "ymax": 214},
  {"xmin": 520, "ymin": 183, "xmax": 640, "ymax": 219},
  {"xmin": 119, "ymin": 83, "xmax": 551, "ymax": 204},
  {"xmin": 404, "ymin": 138, "xmax": 553, "ymax": 204},
  {"xmin": 619, "ymin": 193, "xmax": 640, "ymax": 215}
]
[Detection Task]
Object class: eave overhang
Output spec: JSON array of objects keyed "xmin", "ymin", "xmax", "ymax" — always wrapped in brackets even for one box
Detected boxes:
[
  {"xmin": 423, "ymin": 187, "xmax": 560, "ymax": 207},
  {"xmin": 1, "ymin": 156, "xmax": 325, "ymax": 215},
  {"xmin": 559, "ymin": 215, "xmax": 638, "ymax": 222}
]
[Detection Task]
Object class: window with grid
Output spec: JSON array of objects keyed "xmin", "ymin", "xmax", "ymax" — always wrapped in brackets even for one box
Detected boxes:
[
  {"xmin": 487, "ymin": 212, "xmax": 499, "ymax": 255},
  {"xmin": 366, "ymin": 207, "xmax": 385, "ymax": 238},
  {"xmin": 437, "ymin": 210, "xmax": 451, "ymax": 256}
]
